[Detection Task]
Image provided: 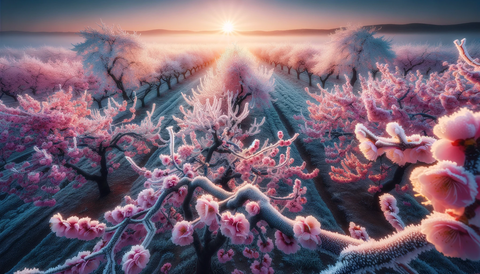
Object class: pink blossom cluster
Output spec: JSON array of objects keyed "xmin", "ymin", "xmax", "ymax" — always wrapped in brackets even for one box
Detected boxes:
[
  {"xmin": 410, "ymin": 108, "xmax": 480, "ymax": 260},
  {"xmin": 220, "ymin": 212, "xmax": 250, "ymax": 244},
  {"xmin": 250, "ymin": 254, "xmax": 274, "ymax": 274},
  {"xmin": 50, "ymin": 213, "xmax": 106, "ymax": 241},
  {"xmin": 379, "ymin": 194, "xmax": 405, "ymax": 231},
  {"xmin": 355, "ymin": 122, "xmax": 436, "ymax": 166},
  {"xmin": 217, "ymin": 249, "xmax": 235, "ymax": 263},
  {"xmin": 348, "ymin": 222, "xmax": 370, "ymax": 241}
]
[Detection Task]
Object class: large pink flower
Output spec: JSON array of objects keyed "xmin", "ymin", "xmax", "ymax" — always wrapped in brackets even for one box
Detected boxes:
[
  {"xmin": 275, "ymin": 230, "xmax": 300, "ymax": 254},
  {"xmin": 220, "ymin": 212, "xmax": 250, "ymax": 244},
  {"xmin": 421, "ymin": 212, "xmax": 480, "ymax": 260},
  {"xmin": 122, "ymin": 245, "xmax": 151, "ymax": 274},
  {"xmin": 433, "ymin": 108, "xmax": 479, "ymax": 141},
  {"xmin": 410, "ymin": 161, "xmax": 477, "ymax": 212},
  {"xmin": 431, "ymin": 139, "xmax": 466, "ymax": 166},
  {"xmin": 293, "ymin": 216, "xmax": 321, "ymax": 250},
  {"xmin": 172, "ymin": 221, "xmax": 194, "ymax": 246},
  {"xmin": 195, "ymin": 195, "xmax": 219, "ymax": 226},
  {"xmin": 431, "ymin": 108, "xmax": 480, "ymax": 165}
]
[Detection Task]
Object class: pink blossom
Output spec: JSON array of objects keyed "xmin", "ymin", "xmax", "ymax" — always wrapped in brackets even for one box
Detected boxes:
[
  {"xmin": 257, "ymin": 237, "xmax": 274, "ymax": 253},
  {"xmin": 433, "ymin": 108, "xmax": 479, "ymax": 141},
  {"xmin": 293, "ymin": 216, "xmax": 321, "ymax": 250},
  {"xmin": 348, "ymin": 222, "xmax": 370, "ymax": 241},
  {"xmin": 220, "ymin": 212, "xmax": 250, "ymax": 244},
  {"xmin": 422, "ymin": 212, "xmax": 480, "ymax": 260},
  {"xmin": 385, "ymin": 148, "xmax": 407, "ymax": 166},
  {"xmin": 64, "ymin": 251, "xmax": 99, "ymax": 274},
  {"xmin": 243, "ymin": 247, "xmax": 260, "ymax": 259},
  {"xmin": 275, "ymin": 230, "xmax": 300, "ymax": 254},
  {"xmin": 431, "ymin": 139, "xmax": 466, "ymax": 166},
  {"xmin": 359, "ymin": 140, "xmax": 378, "ymax": 161},
  {"xmin": 410, "ymin": 161, "xmax": 477, "ymax": 212},
  {"xmin": 159, "ymin": 154, "xmax": 171, "ymax": 165},
  {"xmin": 122, "ymin": 245, "xmax": 151, "ymax": 274},
  {"xmin": 163, "ymin": 175, "xmax": 179, "ymax": 189},
  {"xmin": 172, "ymin": 221, "xmax": 194, "ymax": 246},
  {"xmin": 137, "ymin": 188, "xmax": 157, "ymax": 209},
  {"xmin": 160, "ymin": 263, "xmax": 172, "ymax": 274},
  {"xmin": 404, "ymin": 136, "xmax": 436, "ymax": 164},
  {"xmin": 246, "ymin": 201, "xmax": 261, "ymax": 216},
  {"xmin": 379, "ymin": 193, "xmax": 399, "ymax": 214},
  {"xmin": 50, "ymin": 213, "xmax": 69, "ymax": 237},
  {"xmin": 217, "ymin": 248, "xmax": 234, "ymax": 263},
  {"xmin": 195, "ymin": 195, "xmax": 219, "ymax": 226}
]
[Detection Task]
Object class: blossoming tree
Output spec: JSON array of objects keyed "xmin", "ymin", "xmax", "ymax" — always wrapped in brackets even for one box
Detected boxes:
[{"xmin": 0, "ymin": 88, "xmax": 165, "ymax": 206}]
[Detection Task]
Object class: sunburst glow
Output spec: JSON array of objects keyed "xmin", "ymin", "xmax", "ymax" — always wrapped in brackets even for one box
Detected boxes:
[{"xmin": 222, "ymin": 21, "xmax": 234, "ymax": 34}]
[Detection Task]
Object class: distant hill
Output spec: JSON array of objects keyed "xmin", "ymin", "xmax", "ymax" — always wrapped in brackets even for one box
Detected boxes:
[{"xmin": 2, "ymin": 22, "xmax": 479, "ymax": 36}]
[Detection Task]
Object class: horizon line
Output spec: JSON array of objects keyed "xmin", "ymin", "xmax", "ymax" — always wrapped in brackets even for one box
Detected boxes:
[{"xmin": 1, "ymin": 22, "xmax": 480, "ymax": 34}]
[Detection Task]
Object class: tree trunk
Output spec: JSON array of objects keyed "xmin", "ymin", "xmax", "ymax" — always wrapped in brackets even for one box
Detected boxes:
[
  {"xmin": 156, "ymin": 84, "xmax": 161, "ymax": 97},
  {"xmin": 94, "ymin": 176, "xmax": 111, "ymax": 197},
  {"xmin": 195, "ymin": 254, "xmax": 212, "ymax": 274},
  {"xmin": 139, "ymin": 97, "xmax": 145, "ymax": 108},
  {"xmin": 308, "ymin": 73, "xmax": 313, "ymax": 86},
  {"xmin": 98, "ymin": 152, "xmax": 111, "ymax": 197},
  {"xmin": 350, "ymin": 67, "xmax": 358, "ymax": 87},
  {"xmin": 287, "ymin": 67, "xmax": 291, "ymax": 74},
  {"xmin": 166, "ymin": 78, "xmax": 172, "ymax": 90},
  {"xmin": 280, "ymin": 64, "xmax": 284, "ymax": 70},
  {"xmin": 95, "ymin": 99, "xmax": 103, "ymax": 108},
  {"xmin": 174, "ymin": 75, "xmax": 180, "ymax": 84}
]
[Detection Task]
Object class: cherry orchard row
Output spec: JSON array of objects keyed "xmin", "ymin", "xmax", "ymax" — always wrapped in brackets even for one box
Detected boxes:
[
  {"xmin": 250, "ymin": 26, "xmax": 473, "ymax": 88},
  {"xmin": 0, "ymin": 23, "xmax": 222, "ymax": 108}
]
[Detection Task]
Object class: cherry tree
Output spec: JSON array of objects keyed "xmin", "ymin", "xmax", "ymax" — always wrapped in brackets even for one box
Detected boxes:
[
  {"xmin": 192, "ymin": 45, "xmax": 274, "ymax": 113},
  {"xmin": 314, "ymin": 26, "xmax": 395, "ymax": 86},
  {"xmin": 393, "ymin": 44, "xmax": 456, "ymax": 76},
  {"xmin": 73, "ymin": 23, "xmax": 146, "ymax": 101},
  {"xmin": 0, "ymin": 88, "xmax": 165, "ymax": 206}
]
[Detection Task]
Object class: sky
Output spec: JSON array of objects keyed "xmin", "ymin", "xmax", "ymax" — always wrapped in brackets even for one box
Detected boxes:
[{"xmin": 1, "ymin": 0, "xmax": 479, "ymax": 32}]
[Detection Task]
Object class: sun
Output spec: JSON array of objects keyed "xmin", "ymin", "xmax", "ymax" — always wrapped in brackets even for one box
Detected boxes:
[{"xmin": 222, "ymin": 21, "xmax": 234, "ymax": 34}]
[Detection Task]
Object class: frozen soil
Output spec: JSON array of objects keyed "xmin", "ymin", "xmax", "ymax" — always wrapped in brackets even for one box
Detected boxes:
[{"xmin": 2, "ymin": 64, "xmax": 480, "ymax": 274}]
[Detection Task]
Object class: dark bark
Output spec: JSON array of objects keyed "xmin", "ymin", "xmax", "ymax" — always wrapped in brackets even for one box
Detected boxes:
[
  {"xmin": 307, "ymin": 72, "xmax": 313, "ymax": 87},
  {"xmin": 319, "ymin": 70, "xmax": 334, "ymax": 88},
  {"xmin": 98, "ymin": 150, "xmax": 110, "ymax": 197},
  {"xmin": 156, "ymin": 83, "xmax": 162, "ymax": 97},
  {"xmin": 373, "ymin": 164, "xmax": 411, "ymax": 205},
  {"xmin": 296, "ymin": 69, "xmax": 301, "ymax": 80},
  {"xmin": 94, "ymin": 98, "xmax": 103, "ymax": 109},
  {"xmin": 287, "ymin": 67, "xmax": 292, "ymax": 74},
  {"xmin": 350, "ymin": 67, "xmax": 358, "ymax": 87}
]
